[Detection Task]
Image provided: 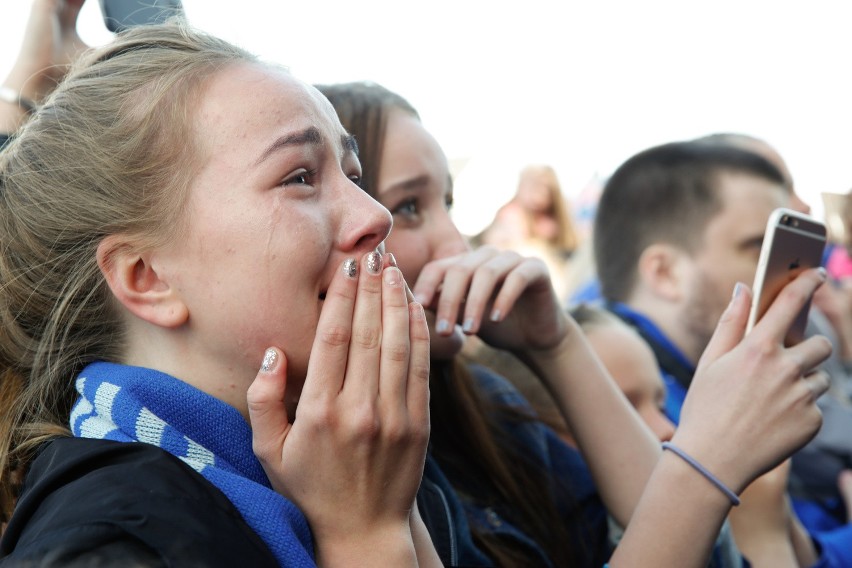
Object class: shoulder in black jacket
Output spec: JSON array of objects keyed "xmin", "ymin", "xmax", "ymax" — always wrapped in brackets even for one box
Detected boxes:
[{"xmin": 0, "ymin": 437, "xmax": 279, "ymax": 567}]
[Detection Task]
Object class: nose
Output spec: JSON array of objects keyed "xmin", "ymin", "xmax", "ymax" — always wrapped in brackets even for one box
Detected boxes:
[
  {"xmin": 339, "ymin": 183, "xmax": 393, "ymax": 253},
  {"xmin": 431, "ymin": 209, "xmax": 469, "ymax": 260},
  {"xmin": 652, "ymin": 411, "xmax": 676, "ymax": 443}
]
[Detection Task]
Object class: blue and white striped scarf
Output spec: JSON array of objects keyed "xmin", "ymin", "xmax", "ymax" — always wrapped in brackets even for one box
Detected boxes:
[{"xmin": 70, "ymin": 361, "xmax": 315, "ymax": 567}]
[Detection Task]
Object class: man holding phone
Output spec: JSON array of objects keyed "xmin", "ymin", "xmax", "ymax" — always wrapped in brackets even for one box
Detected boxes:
[{"xmin": 593, "ymin": 139, "xmax": 852, "ymax": 566}]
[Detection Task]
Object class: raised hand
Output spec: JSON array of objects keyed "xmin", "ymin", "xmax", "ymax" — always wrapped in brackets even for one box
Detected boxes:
[
  {"xmin": 246, "ymin": 252, "xmax": 432, "ymax": 566},
  {"xmin": 2, "ymin": 0, "xmax": 89, "ymax": 133},
  {"xmin": 674, "ymin": 269, "xmax": 831, "ymax": 496},
  {"xmin": 412, "ymin": 246, "xmax": 568, "ymax": 354},
  {"xmin": 6, "ymin": 0, "xmax": 89, "ymax": 102}
]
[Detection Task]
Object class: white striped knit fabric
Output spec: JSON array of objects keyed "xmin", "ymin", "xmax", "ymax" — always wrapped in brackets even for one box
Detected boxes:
[{"xmin": 70, "ymin": 361, "xmax": 315, "ymax": 566}]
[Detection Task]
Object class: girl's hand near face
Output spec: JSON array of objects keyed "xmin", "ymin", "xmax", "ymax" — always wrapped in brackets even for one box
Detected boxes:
[
  {"xmin": 412, "ymin": 246, "xmax": 569, "ymax": 354},
  {"xmin": 246, "ymin": 252, "xmax": 437, "ymax": 567}
]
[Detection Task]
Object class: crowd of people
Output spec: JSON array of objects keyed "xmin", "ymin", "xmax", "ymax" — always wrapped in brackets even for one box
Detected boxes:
[{"xmin": 0, "ymin": 1, "xmax": 849, "ymax": 566}]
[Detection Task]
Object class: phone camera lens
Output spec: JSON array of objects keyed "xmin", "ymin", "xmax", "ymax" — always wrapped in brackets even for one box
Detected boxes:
[{"xmin": 781, "ymin": 215, "xmax": 790, "ymax": 225}]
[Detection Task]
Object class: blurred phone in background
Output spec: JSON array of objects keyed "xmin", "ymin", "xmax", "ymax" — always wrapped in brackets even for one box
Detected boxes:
[{"xmin": 99, "ymin": 0, "xmax": 185, "ymax": 33}]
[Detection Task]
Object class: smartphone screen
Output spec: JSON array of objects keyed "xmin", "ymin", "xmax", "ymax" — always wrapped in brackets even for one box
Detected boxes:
[
  {"xmin": 99, "ymin": 0, "xmax": 185, "ymax": 33},
  {"xmin": 746, "ymin": 208, "xmax": 827, "ymax": 345}
]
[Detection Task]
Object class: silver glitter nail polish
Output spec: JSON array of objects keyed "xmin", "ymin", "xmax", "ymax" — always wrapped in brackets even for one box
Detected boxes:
[
  {"xmin": 261, "ymin": 349, "xmax": 277, "ymax": 372},
  {"xmin": 343, "ymin": 258, "xmax": 358, "ymax": 278},
  {"xmin": 366, "ymin": 251, "xmax": 382, "ymax": 274}
]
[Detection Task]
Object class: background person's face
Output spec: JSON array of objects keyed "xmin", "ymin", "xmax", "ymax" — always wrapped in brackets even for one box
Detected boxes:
[
  {"xmin": 152, "ymin": 64, "xmax": 391, "ymax": 413},
  {"xmin": 516, "ymin": 171, "xmax": 554, "ymax": 213},
  {"xmin": 680, "ymin": 173, "xmax": 788, "ymax": 357},
  {"xmin": 585, "ymin": 322, "xmax": 675, "ymax": 442},
  {"xmin": 375, "ymin": 109, "xmax": 468, "ymax": 358}
]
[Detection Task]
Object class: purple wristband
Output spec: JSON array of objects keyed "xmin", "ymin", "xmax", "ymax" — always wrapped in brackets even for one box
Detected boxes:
[{"xmin": 662, "ymin": 441, "xmax": 741, "ymax": 506}]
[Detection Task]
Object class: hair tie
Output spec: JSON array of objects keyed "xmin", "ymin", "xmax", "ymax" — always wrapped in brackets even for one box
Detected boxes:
[{"xmin": 662, "ymin": 441, "xmax": 740, "ymax": 506}]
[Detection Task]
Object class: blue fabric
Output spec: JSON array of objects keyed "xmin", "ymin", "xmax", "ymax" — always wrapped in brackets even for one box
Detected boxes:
[
  {"xmin": 809, "ymin": 524, "xmax": 852, "ymax": 567},
  {"xmin": 418, "ymin": 454, "xmax": 493, "ymax": 566},
  {"xmin": 608, "ymin": 302, "xmax": 693, "ymax": 423},
  {"xmin": 792, "ymin": 498, "xmax": 852, "ymax": 568},
  {"xmin": 70, "ymin": 362, "xmax": 315, "ymax": 567},
  {"xmin": 569, "ymin": 278, "xmax": 603, "ymax": 305}
]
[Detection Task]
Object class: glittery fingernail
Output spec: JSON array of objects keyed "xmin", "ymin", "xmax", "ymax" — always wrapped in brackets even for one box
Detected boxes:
[
  {"xmin": 261, "ymin": 349, "xmax": 278, "ymax": 373},
  {"xmin": 343, "ymin": 258, "xmax": 357, "ymax": 278},
  {"xmin": 366, "ymin": 251, "xmax": 382, "ymax": 274}
]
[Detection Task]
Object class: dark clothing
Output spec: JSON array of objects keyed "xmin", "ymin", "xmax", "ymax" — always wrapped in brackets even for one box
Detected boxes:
[
  {"xmin": 447, "ymin": 364, "xmax": 610, "ymax": 568},
  {"xmin": 2, "ymin": 439, "xmax": 484, "ymax": 568},
  {"xmin": 418, "ymin": 455, "xmax": 493, "ymax": 567},
  {"xmin": 0, "ymin": 437, "xmax": 278, "ymax": 567}
]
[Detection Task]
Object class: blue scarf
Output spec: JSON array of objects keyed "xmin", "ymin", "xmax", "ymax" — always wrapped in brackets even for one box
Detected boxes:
[{"xmin": 69, "ymin": 361, "xmax": 315, "ymax": 567}]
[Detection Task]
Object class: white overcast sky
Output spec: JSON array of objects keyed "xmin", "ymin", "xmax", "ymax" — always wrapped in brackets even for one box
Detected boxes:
[{"xmin": 3, "ymin": 1, "xmax": 852, "ymax": 233}]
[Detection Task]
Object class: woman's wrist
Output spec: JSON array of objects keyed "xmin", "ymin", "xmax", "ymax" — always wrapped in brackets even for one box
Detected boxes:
[
  {"xmin": 4, "ymin": 65, "xmax": 54, "ymax": 106},
  {"xmin": 510, "ymin": 320, "xmax": 579, "ymax": 383},
  {"xmin": 0, "ymin": 87, "xmax": 37, "ymax": 115},
  {"xmin": 662, "ymin": 442, "xmax": 740, "ymax": 506},
  {"xmin": 668, "ymin": 431, "xmax": 750, "ymax": 496},
  {"xmin": 314, "ymin": 521, "xmax": 418, "ymax": 567}
]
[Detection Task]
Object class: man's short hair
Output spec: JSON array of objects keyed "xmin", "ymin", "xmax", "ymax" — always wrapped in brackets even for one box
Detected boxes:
[{"xmin": 594, "ymin": 141, "xmax": 786, "ymax": 303}]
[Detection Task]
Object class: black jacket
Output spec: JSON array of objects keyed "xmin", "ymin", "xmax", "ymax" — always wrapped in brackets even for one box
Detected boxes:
[{"xmin": 0, "ymin": 437, "xmax": 278, "ymax": 567}]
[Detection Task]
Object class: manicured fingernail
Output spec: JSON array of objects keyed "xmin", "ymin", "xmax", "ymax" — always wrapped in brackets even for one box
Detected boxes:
[
  {"xmin": 387, "ymin": 253, "xmax": 398, "ymax": 267},
  {"xmin": 436, "ymin": 319, "xmax": 450, "ymax": 333},
  {"xmin": 462, "ymin": 317, "xmax": 475, "ymax": 333},
  {"xmin": 414, "ymin": 293, "xmax": 428, "ymax": 305},
  {"xmin": 384, "ymin": 266, "xmax": 402, "ymax": 286},
  {"xmin": 261, "ymin": 349, "xmax": 278, "ymax": 373},
  {"xmin": 490, "ymin": 309, "xmax": 502, "ymax": 322},
  {"xmin": 343, "ymin": 258, "xmax": 358, "ymax": 278},
  {"xmin": 732, "ymin": 282, "xmax": 744, "ymax": 299},
  {"xmin": 817, "ymin": 267, "xmax": 827, "ymax": 281},
  {"xmin": 366, "ymin": 251, "xmax": 382, "ymax": 274}
]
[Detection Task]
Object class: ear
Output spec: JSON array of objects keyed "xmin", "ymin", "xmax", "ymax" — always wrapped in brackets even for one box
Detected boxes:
[
  {"xmin": 96, "ymin": 235, "xmax": 189, "ymax": 329},
  {"xmin": 636, "ymin": 243, "xmax": 692, "ymax": 303}
]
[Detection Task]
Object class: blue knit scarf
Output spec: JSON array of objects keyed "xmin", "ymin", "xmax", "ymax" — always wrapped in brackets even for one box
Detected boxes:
[{"xmin": 69, "ymin": 361, "xmax": 315, "ymax": 567}]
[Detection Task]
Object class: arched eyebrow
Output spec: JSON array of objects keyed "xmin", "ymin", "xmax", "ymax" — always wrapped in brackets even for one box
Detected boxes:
[
  {"xmin": 254, "ymin": 127, "xmax": 323, "ymax": 166},
  {"xmin": 254, "ymin": 128, "xmax": 358, "ymax": 166}
]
